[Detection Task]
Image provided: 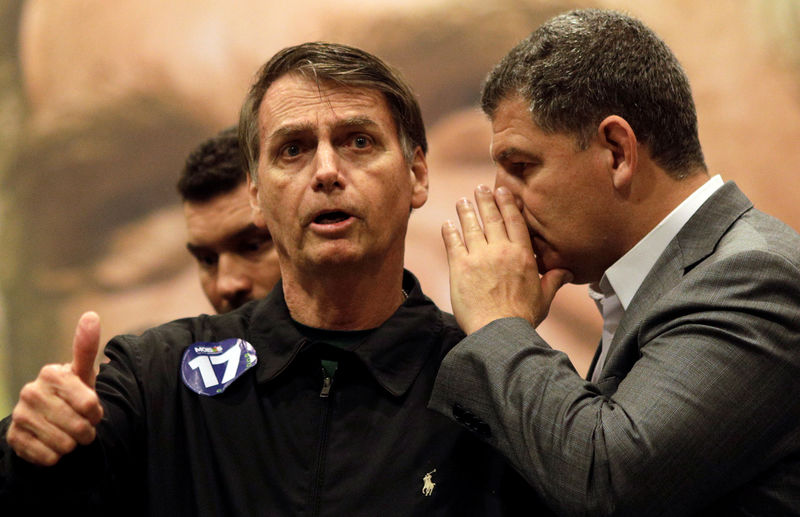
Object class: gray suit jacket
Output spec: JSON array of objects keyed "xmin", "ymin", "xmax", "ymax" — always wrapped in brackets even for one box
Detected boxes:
[{"xmin": 430, "ymin": 182, "xmax": 800, "ymax": 516}]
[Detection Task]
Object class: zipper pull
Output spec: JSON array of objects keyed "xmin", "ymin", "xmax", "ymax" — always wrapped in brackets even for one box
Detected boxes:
[{"xmin": 320, "ymin": 370, "xmax": 333, "ymax": 398}]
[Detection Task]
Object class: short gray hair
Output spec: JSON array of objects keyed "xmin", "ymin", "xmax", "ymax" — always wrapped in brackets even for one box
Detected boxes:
[{"xmin": 481, "ymin": 9, "xmax": 706, "ymax": 178}]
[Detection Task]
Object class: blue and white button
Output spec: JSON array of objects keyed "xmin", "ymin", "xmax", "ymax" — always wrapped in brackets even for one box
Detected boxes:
[{"xmin": 181, "ymin": 338, "xmax": 257, "ymax": 396}]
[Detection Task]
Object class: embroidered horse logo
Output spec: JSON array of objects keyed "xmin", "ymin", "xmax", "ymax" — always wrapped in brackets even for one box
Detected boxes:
[{"xmin": 422, "ymin": 469, "xmax": 437, "ymax": 496}]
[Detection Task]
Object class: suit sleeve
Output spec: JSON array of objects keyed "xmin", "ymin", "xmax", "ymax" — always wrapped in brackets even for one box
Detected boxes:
[{"xmin": 429, "ymin": 248, "xmax": 800, "ymax": 516}]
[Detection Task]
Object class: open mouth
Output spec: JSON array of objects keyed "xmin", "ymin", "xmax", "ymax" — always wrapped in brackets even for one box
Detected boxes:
[{"xmin": 314, "ymin": 211, "xmax": 351, "ymax": 224}]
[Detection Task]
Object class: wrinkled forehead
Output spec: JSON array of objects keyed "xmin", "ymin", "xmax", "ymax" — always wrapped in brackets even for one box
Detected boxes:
[{"xmin": 257, "ymin": 74, "xmax": 396, "ymax": 138}]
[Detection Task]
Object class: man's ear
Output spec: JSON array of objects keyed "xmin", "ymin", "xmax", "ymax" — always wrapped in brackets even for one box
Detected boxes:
[
  {"xmin": 409, "ymin": 146, "xmax": 429, "ymax": 209},
  {"xmin": 247, "ymin": 173, "xmax": 268, "ymax": 228},
  {"xmin": 598, "ymin": 115, "xmax": 638, "ymax": 192}
]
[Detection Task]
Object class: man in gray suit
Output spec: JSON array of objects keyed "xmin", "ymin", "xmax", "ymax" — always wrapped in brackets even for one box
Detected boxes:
[{"xmin": 429, "ymin": 8, "xmax": 800, "ymax": 516}]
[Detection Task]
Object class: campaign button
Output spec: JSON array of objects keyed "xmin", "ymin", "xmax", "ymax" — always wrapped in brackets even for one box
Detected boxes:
[{"xmin": 181, "ymin": 338, "xmax": 257, "ymax": 396}]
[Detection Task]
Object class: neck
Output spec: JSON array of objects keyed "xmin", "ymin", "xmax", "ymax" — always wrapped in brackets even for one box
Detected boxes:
[
  {"xmin": 625, "ymin": 167, "xmax": 711, "ymax": 248},
  {"xmin": 588, "ymin": 167, "xmax": 710, "ymax": 286},
  {"xmin": 281, "ymin": 258, "xmax": 407, "ymax": 330}
]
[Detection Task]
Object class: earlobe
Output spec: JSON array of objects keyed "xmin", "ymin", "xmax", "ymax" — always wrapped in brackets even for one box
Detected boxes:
[
  {"xmin": 409, "ymin": 147, "xmax": 429, "ymax": 209},
  {"xmin": 598, "ymin": 115, "xmax": 638, "ymax": 192}
]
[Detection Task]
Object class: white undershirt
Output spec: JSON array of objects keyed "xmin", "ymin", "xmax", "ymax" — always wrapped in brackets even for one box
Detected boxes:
[{"xmin": 588, "ymin": 175, "xmax": 724, "ymax": 382}]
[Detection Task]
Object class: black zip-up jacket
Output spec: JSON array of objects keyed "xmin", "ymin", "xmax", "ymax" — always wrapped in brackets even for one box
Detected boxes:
[{"xmin": 1, "ymin": 271, "xmax": 544, "ymax": 516}]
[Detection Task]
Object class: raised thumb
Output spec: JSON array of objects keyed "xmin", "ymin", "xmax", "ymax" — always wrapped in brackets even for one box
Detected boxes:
[{"xmin": 71, "ymin": 311, "xmax": 101, "ymax": 388}]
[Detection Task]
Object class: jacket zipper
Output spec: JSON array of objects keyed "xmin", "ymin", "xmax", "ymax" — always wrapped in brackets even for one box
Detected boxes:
[
  {"xmin": 320, "ymin": 373, "xmax": 332, "ymax": 398},
  {"xmin": 311, "ymin": 367, "xmax": 334, "ymax": 516}
]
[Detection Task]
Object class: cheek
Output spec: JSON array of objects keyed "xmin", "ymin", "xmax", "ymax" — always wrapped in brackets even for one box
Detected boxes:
[
  {"xmin": 517, "ymin": 189, "xmax": 542, "ymax": 220},
  {"xmin": 198, "ymin": 271, "xmax": 217, "ymax": 293},
  {"xmin": 259, "ymin": 187, "xmax": 292, "ymax": 227},
  {"xmin": 260, "ymin": 205, "xmax": 295, "ymax": 254},
  {"xmin": 256, "ymin": 172, "xmax": 291, "ymax": 203}
]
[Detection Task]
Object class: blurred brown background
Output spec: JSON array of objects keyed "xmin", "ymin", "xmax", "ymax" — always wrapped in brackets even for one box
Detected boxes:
[{"xmin": 1, "ymin": 0, "xmax": 799, "ymax": 413}]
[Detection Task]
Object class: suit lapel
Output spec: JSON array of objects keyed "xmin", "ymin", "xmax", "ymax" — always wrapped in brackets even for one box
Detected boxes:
[
  {"xmin": 585, "ymin": 337, "xmax": 603, "ymax": 381},
  {"xmin": 594, "ymin": 182, "xmax": 753, "ymax": 384}
]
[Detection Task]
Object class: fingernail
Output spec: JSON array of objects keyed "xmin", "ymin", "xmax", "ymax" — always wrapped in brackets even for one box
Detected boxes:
[
  {"xmin": 477, "ymin": 184, "xmax": 491, "ymax": 194},
  {"xmin": 496, "ymin": 186, "xmax": 509, "ymax": 196},
  {"xmin": 458, "ymin": 197, "xmax": 471, "ymax": 207}
]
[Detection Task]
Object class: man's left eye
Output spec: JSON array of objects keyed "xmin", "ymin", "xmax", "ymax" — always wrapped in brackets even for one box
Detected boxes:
[{"xmin": 353, "ymin": 135, "xmax": 370, "ymax": 148}]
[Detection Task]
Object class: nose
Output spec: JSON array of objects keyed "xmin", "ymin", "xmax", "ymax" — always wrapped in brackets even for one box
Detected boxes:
[
  {"xmin": 216, "ymin": 254, "xmax": 252, "ymax": 305},
  {"xmin": 494, "ymin": 170, "xmax": 525, "ymax": 212},
  {"xmin": 313, "ymin": 142, "xmax": 344, "ymax": 192}
]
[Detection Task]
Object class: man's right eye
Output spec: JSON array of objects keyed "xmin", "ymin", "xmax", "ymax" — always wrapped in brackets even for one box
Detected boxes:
[
  {"xmin": 281, "ymin": 143, "xmax": 302, "ymax": 158},
  {"xmin": 508, "ymin": 162, "xmax": 530, "ymax": 177},
  {"xmin": 195, "ymin": 254, "xmax": 218, "ymax": 268}
]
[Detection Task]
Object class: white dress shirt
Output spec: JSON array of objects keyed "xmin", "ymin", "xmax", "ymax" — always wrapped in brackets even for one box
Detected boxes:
[{"xmin": 588, "ymin": 175, "xmax": 724, "ymax": 382}]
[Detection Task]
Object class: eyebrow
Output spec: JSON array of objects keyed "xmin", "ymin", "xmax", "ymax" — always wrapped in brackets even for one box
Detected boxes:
[
  {"xmin": 185, "ymin": 242, "xmax": 208, "ymax": 256},
  {"xmin": 231, "ymin": 223, "xmax": 271, "ymax": 241},
  {"xmin": 493, "ymin": 146, "xmax": 538, "ymax": 163},
  {"xmin": 186, "ymin": 224, "xmax": 270, "ymax": 254},
  {"xmin": 268, "ymin": 122, "xmax": 315, "ymax": 142},
  {"xmin": 336, "ymin": 116, "xmax": 380, "ymax": 131},
  {"xmin": 268, "ymin": 116, "xmax": 380, "ymax": 142}
]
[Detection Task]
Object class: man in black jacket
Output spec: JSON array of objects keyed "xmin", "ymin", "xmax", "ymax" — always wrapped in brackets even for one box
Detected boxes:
[{"xmin": 1, "ymin": 42, "xmax": 536, "ymax": 516}]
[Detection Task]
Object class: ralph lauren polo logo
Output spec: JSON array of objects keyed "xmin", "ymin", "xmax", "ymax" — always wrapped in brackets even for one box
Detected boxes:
[{"xmin": 422, "ymin": 469, "xmax": 436, "ymax": 496}]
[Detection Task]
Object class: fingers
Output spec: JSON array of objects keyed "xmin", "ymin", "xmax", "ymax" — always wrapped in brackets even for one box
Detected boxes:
[
  {"xmin": 441, "ymin": 219, "xmax": 466, "ymax": 263},
  {"xmin": 455, "ymin": 197, "xmax": 486, "ymax": 251},
  {"xmin": 50, "ymin": 364, "xmax": 104, "ymax": 426},
  {"xmin": 6, "ymin": 424, "xmax": 64, "ymax": 466},
  {"xmin": 449, "ymin": 184, "xmax": 514, "ymax": 251},
  {"xmin": 495, "ymin": 186, "xmax": 532, "ymax": 246},
  {"xmin": 71, "ymin": 311, "xmax": 101, "ymax": 389},
  {"xmin": 7, "ymin": 313, "xmax": 104, "ymax": 467},
  {"xmin": 456, "ymin": 184, "xmax": 529, "ymax": 247},
  {"xmin": 8, "ymin": 366, "xmax": 101, "ymax": 466},
  {"xmin": 473, "ymin": 184, "xmax": 508, "ymax": 243},
  {"xmin": 443, "ymin": 185, "xmax": 529, "ymax": 256},
  {"xmin": 10, "ymin": 389, "xmax": 83, "ymax": 457},
  {"xmin": 441, "ymin": 183, "xmax": 562, "ymax": 333}
]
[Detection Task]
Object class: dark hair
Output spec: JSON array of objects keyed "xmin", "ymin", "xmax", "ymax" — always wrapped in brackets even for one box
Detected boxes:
[
  {"xmin": 177, "ymin": 126, "xmax": 245, "ymax": 202},
  {"xmin": 481, "ymin": 8, "xmax": 706, "ymax": 177},
  {"xmin": 239, "ymin": 42, "xmax": 426, "ymax": 180}
]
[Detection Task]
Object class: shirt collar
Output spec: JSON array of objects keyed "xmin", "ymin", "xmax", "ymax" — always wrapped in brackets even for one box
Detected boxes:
[
  {"xmin": 245, "ymin": 270, "xmax": 445, "ymax": 397},
  {"xmin": 598, "ymin": 174, "xmax": 723, "ymax": 308}
]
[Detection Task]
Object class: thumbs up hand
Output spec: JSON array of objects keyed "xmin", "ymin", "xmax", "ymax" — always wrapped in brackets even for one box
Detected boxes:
[
  {"xmin": 6, "ymin": 312, "xmax": 105, "ymax": 466},
  {"xmin": 70, "ymin": 311, "xmax": 101, "ymax": 389}
]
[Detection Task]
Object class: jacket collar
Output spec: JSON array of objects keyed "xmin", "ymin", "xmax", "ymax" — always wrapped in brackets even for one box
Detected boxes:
[
  {"xmin": 673, "ymin": 181, "xmax": 752, "ymax": 270},
  {"xmin": 618, "ymin": 182, "xmax": 750, "ymax": 331},
  {"xmin": 590, "ymin": 181, "xmax": 752, "ymax": 385},
  {"xmin": 245, "ymin": 270, "xmax": 444, "ymax": 397}
]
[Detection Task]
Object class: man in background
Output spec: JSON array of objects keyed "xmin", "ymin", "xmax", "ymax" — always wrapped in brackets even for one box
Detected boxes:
[{"xmin": 178, "ymin": 127, "xmax": 280, "ymax": 313}]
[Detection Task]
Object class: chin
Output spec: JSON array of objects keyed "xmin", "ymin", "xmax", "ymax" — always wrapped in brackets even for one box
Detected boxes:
[{"xmin": 307, "ymin": 247, "xmax": 365, "ymax": 268}]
